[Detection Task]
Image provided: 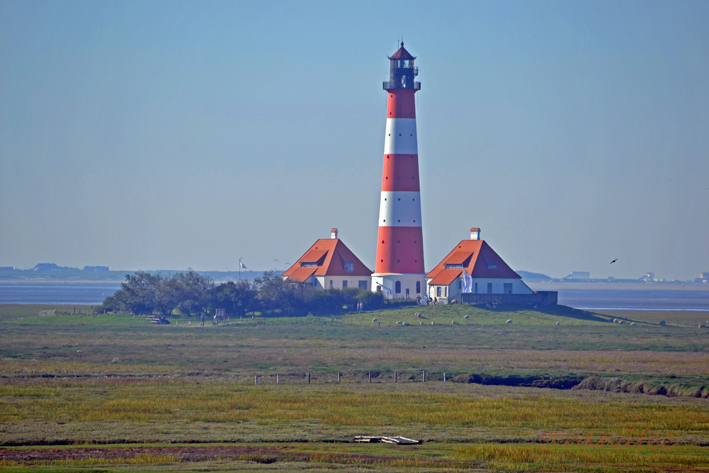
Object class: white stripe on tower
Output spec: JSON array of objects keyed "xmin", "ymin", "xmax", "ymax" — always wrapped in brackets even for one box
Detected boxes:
[
  {"xmin": 378, "ymin": 191, "xmax": 422, "ymax": 227},
  {"xmin": 384, "ymin": 118, "xmax": 418, "ymax": 155}
]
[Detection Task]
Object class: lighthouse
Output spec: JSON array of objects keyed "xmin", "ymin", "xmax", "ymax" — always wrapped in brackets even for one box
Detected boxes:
[{"xmin": 372, "ymin": 43, "xmax": 425, "ymax": 299}]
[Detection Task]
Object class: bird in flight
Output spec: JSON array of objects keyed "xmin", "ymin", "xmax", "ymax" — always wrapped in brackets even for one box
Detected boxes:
[{"xmin": 610, "ymin": 259, "xmax": 618, "ymax": 264}]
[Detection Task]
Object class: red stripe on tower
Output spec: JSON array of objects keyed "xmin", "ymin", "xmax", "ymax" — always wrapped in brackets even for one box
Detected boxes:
[{"xmin": 372, "ymin": 43, "xmax": 425, "ymax": 300}]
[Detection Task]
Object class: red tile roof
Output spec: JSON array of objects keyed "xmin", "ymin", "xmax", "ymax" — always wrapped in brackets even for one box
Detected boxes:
[
  {"xmin": 446, "ymin": 251, "xmax": 473, "ymax": 265},
  {"xmin": 301, "ymin": 249, "xmax": 328, "ymax": 264},
  {"xmin": 286, "ymin": 266, "xmax": 318, "ymax": 283},
  {"xmin": 428, "ymin": 268, "xmax": 462, "ymax": 286},
  {"xmin": 426, "ymin": 240, "xmax": 522, "ymax": 283},
  {"xmin": 283, "ymin": 238, "xmax": 373, "ymax": 282},
  {"xmin": 389, "ymin": 43, "xmax": 415, "ymax": 60}
]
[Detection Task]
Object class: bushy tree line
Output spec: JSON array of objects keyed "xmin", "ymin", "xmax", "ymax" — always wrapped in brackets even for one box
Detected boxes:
[{"xmin": 102, "ymin": 270, "xmax": 385, "ymax": 317}]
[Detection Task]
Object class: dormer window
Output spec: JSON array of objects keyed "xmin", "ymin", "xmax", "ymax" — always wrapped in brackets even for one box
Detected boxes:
[
  {"xmin": 445, "ymin": 264, "xmax": 463, "ymax": 269},
  {"xmin": 301, "ymin": 262, "xmax": 317, "ymax": 267},
  {"xmin": 345, "ymin": 263, "xmax": 354, "ymax": 272}
]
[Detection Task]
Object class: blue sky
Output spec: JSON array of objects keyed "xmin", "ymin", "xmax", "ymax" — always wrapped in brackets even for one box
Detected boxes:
[{"xmin": 1, "ymin": 0, "xmax": 708, "ymax": 280}]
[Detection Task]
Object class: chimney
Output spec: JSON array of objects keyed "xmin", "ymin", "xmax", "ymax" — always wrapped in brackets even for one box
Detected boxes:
[
  {"xmin": 331, "ymin": 228, "xmax": 338, "ymax": 239},
  {"xmin": 470, "ymin": 227, "xmax": 481, "ymax": 240}
]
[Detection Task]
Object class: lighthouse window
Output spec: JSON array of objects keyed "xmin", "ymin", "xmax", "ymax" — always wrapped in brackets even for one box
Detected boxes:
[{"xmin": 404, "ymin": 60, "xmax": 410, "ymax": 68}]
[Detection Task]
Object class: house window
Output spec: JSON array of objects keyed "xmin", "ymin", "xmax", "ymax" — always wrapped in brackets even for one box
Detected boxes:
[
  {"xmin": 416, "ymin": 281, "xmax": 421, "ymax": 293},
  {"xmin": 504, "ymin": 283, "xmax": 513, "ymax": 294},
  {"xmin": 359, "ymin": 280, "xmax": 367, "ymax": 290},
  {"xmin": 487, "ymin": 283, "xmax": 493, "ymax": 294},
  {"xmin": 395, "ymin": 281, "xmax": 401, "ymax": 293},
  {"xmin": 406, "ymin": 288, "xmax": 410, "ymax": 298},
  {"xmin": 444, "ymin": 287, "xmax": 448, "ymax": 297},
  {"xmin": 436, "ymin": 287, "xmax": 441, "ymax": 297},
  {"xmin": 487, "ymin": 264, "xmax": 497, "ymax": 269},
  {"xmin": 345, "ymin": 263, "xmax": 354, "ymax": 272},
  {"xmin": 458, "ymin": 280, "xmax": 462, "ymax": 290},
  {"xmin": 342, "ymin": 280, "xmax": 348, "ymax": 288},
  {"xmin": 330, "ymin": 280, "xmax": 333, "ymax": 289}
]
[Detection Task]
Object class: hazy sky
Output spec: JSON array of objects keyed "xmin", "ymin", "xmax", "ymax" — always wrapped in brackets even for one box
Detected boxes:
[{"xmin": 1, "ymin": 0, "xmax": 708, "ymax": 280}]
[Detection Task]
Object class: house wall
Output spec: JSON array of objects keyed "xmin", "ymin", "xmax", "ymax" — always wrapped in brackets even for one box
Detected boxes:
[
  {"xmin": 426, "ymin": 277, "xmax": 532, "ymax": 304},
  {"xmin": 319, "ymin": 275, "xmax": 371, "ymax": 291},
  {"xmin": 372, "ymin": 273, "xmax": 425, "ymax": 299}
]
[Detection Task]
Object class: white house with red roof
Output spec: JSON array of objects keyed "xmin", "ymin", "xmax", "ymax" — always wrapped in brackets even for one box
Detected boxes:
[
  {"xmin": 425, "ymin": 228, "xmax": 533, "ymax": 304},
  {"xmin": 282, "ymin": 229, "xmax": 373, "ymax": 291}
]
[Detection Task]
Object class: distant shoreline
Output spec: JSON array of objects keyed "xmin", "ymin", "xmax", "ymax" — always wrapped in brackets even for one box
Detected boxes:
[{"xmin": 527, "ymin": 281, "xmax": 709, "ymax": 292}]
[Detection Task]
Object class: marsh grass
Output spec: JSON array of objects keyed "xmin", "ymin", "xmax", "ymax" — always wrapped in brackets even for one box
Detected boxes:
[
  {"xmin": 1, "ymin": 383, "xmax": 707, "ymax": 438},
  {"xmin": 1, "ymin": 442, "xmax": 707, "ymax": 472},
  {"xmin": 2, "ymin": 304, "xmax": 708, "ymax": 471},
  {"xmin": 452, "ymin": 443, "xmax": 709, "ymax": 472}
]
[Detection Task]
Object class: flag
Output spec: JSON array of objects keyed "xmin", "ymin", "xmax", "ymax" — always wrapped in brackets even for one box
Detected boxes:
[
  {"xmin": 462, "ymin": 269, "xmax": 473, "ymax": 293},
  {"xmin": 240, "ymin": 262, "xmax": 247, "ymax": 269}
]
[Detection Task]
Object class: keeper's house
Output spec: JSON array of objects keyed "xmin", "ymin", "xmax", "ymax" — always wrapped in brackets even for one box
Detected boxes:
[
  {"xmin": 282, "ymin": 229, "xmax": 373, "ymax": 290},
  {"xmin": 426, "ymin": 228, "xmax": 556, "ymax": 305}
]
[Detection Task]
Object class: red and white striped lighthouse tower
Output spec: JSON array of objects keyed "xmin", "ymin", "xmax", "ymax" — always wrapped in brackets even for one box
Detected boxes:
[{"xmin": 372, "ymin": 43, "xmax": 425, "ymax": 299}]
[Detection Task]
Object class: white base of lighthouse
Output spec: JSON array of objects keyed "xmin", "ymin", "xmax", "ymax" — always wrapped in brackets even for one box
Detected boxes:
[{"xmin": 372, "ymin": 273, "xmax": 426, "ymax": 300}]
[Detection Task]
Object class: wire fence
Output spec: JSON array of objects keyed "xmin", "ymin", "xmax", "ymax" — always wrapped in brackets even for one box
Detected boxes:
[{"xmin": 250, "ymin": 370, "xmax": 453, "ymax": 385}]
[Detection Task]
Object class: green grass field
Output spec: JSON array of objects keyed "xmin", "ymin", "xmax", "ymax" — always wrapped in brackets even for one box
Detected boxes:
[{"xmin": 1, "ymin": 303, "xmax": 708, "ymax": 472}]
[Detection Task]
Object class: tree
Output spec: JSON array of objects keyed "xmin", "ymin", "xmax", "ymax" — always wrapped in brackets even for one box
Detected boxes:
[
  {"xmin": 254, "ymin": 270, "xmax": 308, "ymax": 315},
  {"xmin": 115, "ymin": 272, "xmax": 163, "ymax": 315},
  {"xmin": 174, "ymin": 269, "xmax": 214, "ymax": 316},
  {"xmin": 210, "ymin": 281, "xmax": 257, "ymax": 318}
]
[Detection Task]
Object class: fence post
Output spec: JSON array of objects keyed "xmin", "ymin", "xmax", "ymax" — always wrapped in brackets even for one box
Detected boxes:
[
  {"xmin": 369, "ymin": 371, "xmax": 371, "ymax": 383},
  {"xmin": 444, "ymin": 372, "xmax": 446, "ymax": 382},
  {"xmin": 308, "ymin": 372, "xmax": 310, "ymax": 384},
  {"xmin": 255, "ymin": 375, "xmax": 258, "ymax": 385},
  {"xmin": 395, "ymin": 371, "xmax": 398, "ymax": 383},
  {"xmin": 423, "ymin": 370, "xmax": 426, "ymax": 382},
  {"xmin": 277, "ymin": 374, "xmax": 279, "ymax": 385},
  {"xmin": 338, "ymin": 371, "xmax": 341, "ymax": 383}
]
